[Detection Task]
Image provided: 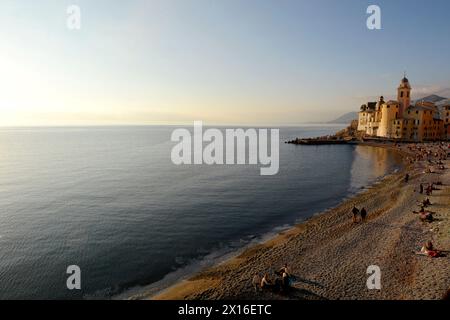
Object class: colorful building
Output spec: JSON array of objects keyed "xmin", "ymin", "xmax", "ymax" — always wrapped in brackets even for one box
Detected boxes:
[{"xmin": 357, "ymin": 77, "xmax": 448, "ymax": 141}]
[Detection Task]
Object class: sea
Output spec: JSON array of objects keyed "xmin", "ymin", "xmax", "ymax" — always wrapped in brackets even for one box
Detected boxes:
[{"xmin": 0, "ymin": 125, "xmax": 403, "ymax": 299}]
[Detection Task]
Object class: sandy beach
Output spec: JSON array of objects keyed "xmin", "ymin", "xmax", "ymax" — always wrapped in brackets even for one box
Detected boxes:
[{"xmin": 139, "ymin": 142, "xmax": 450, "ymax": 300}]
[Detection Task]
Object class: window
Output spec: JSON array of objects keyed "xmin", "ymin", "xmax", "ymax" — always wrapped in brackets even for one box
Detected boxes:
[
  {"xmin": 407, "ymin": 92, "xmax": 410, "ymax": 98},
  {"xmin": 400, "ymin": 91, "xmax": 404, "ymax": 98}
]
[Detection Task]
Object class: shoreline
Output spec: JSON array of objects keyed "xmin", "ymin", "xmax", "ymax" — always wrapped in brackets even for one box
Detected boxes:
[{"xmin": 131, "ymin": 142, "xmax": 450, "ymax": 300}]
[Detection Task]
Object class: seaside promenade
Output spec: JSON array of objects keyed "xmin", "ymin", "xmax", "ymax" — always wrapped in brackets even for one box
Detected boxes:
[{"xmin": 146, "ymin": 142, "xmax": 450, "ymax": 300}]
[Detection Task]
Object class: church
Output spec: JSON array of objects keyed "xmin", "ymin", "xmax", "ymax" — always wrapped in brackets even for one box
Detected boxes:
[{"xmin": 357, "ymin": 76, "xmax": 450, "ymax": 141}]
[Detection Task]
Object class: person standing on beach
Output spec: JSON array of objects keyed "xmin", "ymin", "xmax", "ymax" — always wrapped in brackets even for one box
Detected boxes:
[
  {"xmin": 352, "ymin": 206, "xmax": 360, "ymax": 223},
  {"xmin": 360, "ymin": 208, "xmax": 367, "ymax": 222},
  {"xmin": 426, "ymin": 184, "xmax": 433, "ymax": 196},
  {"xmin": 419, "ymin": 183, "xmax": 424, "ymax": 194}
]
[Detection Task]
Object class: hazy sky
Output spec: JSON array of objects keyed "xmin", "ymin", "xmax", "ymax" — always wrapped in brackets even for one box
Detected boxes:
[{"xmin": 1, "ymin": 0, "xmax": 450, "ymax": 126}]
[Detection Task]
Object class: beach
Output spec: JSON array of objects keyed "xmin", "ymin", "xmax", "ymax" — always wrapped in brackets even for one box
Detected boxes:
[{"xmin": 144, "ymin": 142, "xmax": 450, "ymax": 300}]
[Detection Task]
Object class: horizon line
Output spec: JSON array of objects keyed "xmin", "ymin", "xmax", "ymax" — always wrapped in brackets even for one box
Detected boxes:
[{"xmin": 0, "ymin": 122, "xmax": 348, "ymax": 129}]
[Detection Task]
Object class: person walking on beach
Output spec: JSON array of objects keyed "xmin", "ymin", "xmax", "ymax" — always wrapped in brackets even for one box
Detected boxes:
[
  {"xmin": 360, "ymin": 208, "xmax": 367, "ymax": 222},
  {"xmin": 352, "ymin": 206, "xmax": 360, "ymax": 223}
]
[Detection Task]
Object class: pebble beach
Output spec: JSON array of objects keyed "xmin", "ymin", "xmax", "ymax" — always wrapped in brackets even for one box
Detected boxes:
[{"xmin": 143, "ymin": 142, "xmax": 450, "ymax": 300}]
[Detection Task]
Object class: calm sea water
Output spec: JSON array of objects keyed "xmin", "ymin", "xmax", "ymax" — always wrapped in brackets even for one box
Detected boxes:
[{"xmin": 0, "ymin": 126, "xmax": 402, "ymax": 299}]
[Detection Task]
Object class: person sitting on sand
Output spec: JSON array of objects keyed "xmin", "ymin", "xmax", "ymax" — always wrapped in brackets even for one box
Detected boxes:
[
  {"xmin": 277, "ymin": 263, "xmax": 291, "ymax": 277},
  {"xmin": 281, "ymin": 272, "xmax": 291, "ymax": 293},
  {"xmin": 419, "ymin": 211, "xmax": 434, "ymax": 223},
  {"xmin": 252, "ymin": 274, "xmax": 261, "ymax": 292},
  {"xmin": 260, "ymin": 273, "xmax": 273, "ymax": 290},
  {"xmin": 428, "ymin": 168, "xmax": 435, "ymax": 174},
  {"xmin": 423, "ymin": 198, "xmax": 431, "ymax": 207},
  {"xmin": 352, "ymin": 206, "xmax": 360, "ymax": 223},
  {"xmin": 360, "ymin": 208, "xmax": 367, "ymax": 222},
  {"xmin": 419, "ymin": 241, "xmax": 442, "ymax": 258},
  {"xmin": 413, "ymin": 206, "xmax": 427, "ymax": 214}
]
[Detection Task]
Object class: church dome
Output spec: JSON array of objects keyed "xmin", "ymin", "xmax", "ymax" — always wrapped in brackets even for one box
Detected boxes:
[{"xmin": 399, "ymin": 75, "xmax": 411, "ymax": 89}]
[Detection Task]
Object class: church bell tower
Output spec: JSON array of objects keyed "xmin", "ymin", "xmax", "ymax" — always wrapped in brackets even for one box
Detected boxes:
[{"xmin": 397, "ymin": 73, "xmax": 411, "ymax": 118}]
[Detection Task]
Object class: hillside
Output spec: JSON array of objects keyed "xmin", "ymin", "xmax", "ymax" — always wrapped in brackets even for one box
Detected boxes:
[
  {"xmin": 413, "ymin": 94, "xmax": 447, "ymax": 104},
  {"xmin": 328, "ymin": 112, "xmax": 358, "ymax": 124}
]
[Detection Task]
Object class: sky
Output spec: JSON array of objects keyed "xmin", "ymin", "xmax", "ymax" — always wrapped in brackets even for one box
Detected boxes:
[{"xmin": 1, "ymin": 0, "xmax": 450, "ymax": 126}]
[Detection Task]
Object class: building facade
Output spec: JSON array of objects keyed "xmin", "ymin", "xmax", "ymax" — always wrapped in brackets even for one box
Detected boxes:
[{"xmin": 357, "ymin": 77, "xmax": 449, "ymax": 141}]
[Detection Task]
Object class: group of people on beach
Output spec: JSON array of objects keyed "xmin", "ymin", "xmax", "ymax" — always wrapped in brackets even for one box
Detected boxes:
[
  {"xmin": 414, "ymin": 203, "xmax": 435, "ymax": 223},
  {"xmin": 418, "ymin": 182, "xmax": 440, "ymax": 196},
  {"xmin": 253, "ymin": 263, "xmax": 294, "ymax": 294},
  {"xmin": 404, "ymin": 142, "xmax": 449, "ymax": 259},
  {"xmin": 351, "ymin": 206, "xmax": 367, "ymax": 223},
  {"xmin": 414, "ymin": 184, "xmax": 438, "ymax": 223},
  {"xmin": 409, "ymin": 143, "xmax": 449, "ymax": 226},
  {"xmin": 405, "ymin": 142, "xmax": 449, "ymax": 164}
]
